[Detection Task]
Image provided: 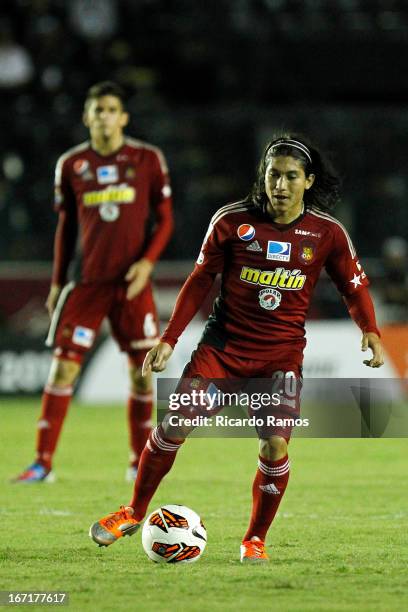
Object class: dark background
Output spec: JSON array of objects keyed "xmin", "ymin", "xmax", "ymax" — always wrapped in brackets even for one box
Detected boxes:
[
  {"xmin": 0, "ymin": 0, "xmax": 407, "ymax": 393},
  {"xmin": 1, "ymin": 0, "xmax": 407, "ymax": 263}
]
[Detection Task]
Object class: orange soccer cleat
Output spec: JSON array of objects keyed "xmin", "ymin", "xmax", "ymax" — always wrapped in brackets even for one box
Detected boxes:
[
  {"xmin": 89, "ymin": 506, "xmax": 140, "ymax": 547},
  {"xmin": 240, "ymin": 537, "xmax": 269, "ymax": 563}
]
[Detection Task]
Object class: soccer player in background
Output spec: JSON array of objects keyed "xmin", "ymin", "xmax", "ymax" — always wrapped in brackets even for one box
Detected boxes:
[
  {"xmin": 14, "ymin": 81, "xmax": 173, "ymax": 483},
  {"xmin": 90, "ymin": 135, "xmax": 384, "ymax": 562}
]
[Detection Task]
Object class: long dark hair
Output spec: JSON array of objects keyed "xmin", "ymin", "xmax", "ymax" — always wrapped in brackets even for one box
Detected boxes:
[{"xmin": 248, "ymin": 133, "xmax": 341, "ymax": 214}]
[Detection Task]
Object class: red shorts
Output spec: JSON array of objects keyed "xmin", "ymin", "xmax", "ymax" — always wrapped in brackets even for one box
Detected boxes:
[
  {"xmin": 166, "ymin": 343, "xmax": 303, "ymax": 441},
  {"xmin": 46, "ymin": 281, "xmax": 159, "ymax": 364}
]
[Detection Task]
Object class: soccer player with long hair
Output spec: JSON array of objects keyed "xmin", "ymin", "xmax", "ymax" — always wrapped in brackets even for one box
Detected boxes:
[{"xmin": 90, "ymin": 134, "xmax": 384, "ymax": 562}]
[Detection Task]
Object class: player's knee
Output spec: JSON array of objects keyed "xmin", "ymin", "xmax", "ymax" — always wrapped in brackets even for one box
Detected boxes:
[
  {"xmin": 259, "ymin": 435, "xmax": 288, "ymax": 461},
  {"xmin": 48, "ymin": 357, "xmax": 81, "ymax": 387},
  {"xmin": 129, "ymin": 365, "xmax": 152, "ymax": 393},
  {"xmin": 161, "ymin": 421, "xmax": 186, "ymax": 445},
  {"xmin": 160, "ymin": 413, "xmax": 191, "ymax": 442}
]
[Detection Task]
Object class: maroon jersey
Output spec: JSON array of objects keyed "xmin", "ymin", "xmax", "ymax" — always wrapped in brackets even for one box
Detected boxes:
[
  {"xmin": 53, "ymin": 137, "xmax": 173, "ymax": 284},
  {"xmin": 162, "ymin": 201, "xmax": 374, "ymax": 359}
]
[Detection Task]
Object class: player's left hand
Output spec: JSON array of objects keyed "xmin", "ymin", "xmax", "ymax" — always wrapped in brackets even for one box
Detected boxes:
[
  {"xmin": 125, "ymin": 258, "xmax": 154, "ymax": 300},
  {"xmin": 361, "ymin": 332, "xmax": 384, "ymax": 368}
]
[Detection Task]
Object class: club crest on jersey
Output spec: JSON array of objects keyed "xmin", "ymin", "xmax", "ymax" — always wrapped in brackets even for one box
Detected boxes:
[
  {"xmin": 267, "ymin": 241, "xmax": 291, "ymax": 262},
  {"xmin": 299, "ymin": 240, "xmax": 316, "ymax": 265},
  {"xmin": 125, "ymin": 166, "xmax": 136, "ymax": 179},
  {"xmin": 97, "ymin": 165, "xmax": 119, "ymax": 184},
  {"xmin": 237, "ymin": 224, "xmax": 255, "ymax": 241},
  {"xmin": 73, "ymin": 159, "xmax": 89, "ymax": 175},
  {"xmin": 258, "ymin": 288, "xmax": 281, "ymax": 310}
]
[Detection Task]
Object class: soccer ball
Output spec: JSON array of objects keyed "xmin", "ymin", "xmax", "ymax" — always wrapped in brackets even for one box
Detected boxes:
[{"xmin": 142, "ymin": 505, "xmax": 207, "ymax": 564}]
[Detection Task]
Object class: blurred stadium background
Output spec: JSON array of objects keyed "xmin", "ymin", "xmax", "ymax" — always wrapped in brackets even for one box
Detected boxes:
[{"xmin": 0, "ymin": 0, "xmax": 407, "ymax": 400}]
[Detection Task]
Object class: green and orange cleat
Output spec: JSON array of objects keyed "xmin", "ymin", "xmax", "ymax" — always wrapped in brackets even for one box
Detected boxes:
[
  {"xmin": 240, "ymin": 537, "xmax": 269, "ymax": 564},
  {"xmin": 89, "ymin": 506, "xmax": 141, "ymax": 547}
]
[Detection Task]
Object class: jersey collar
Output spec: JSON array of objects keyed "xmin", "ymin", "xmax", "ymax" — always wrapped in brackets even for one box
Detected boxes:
[{"xmin": 265, "ymin": 201, "xmax": 307, "ymax": 231}]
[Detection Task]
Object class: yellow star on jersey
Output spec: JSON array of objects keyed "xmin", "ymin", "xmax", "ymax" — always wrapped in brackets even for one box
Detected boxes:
[{"xmin": 350, "ymin": 273, "xmax": 362, "ymax": 288}]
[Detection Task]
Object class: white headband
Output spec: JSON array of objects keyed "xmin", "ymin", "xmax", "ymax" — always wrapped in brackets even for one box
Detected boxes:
[{"xmin": 269, "ymin": 139, "xmax": 312, "ymax": 164}]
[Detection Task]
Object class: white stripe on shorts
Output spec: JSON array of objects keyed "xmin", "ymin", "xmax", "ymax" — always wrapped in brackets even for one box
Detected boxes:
[{"xmin": 45, "ymin": 281, "xmax": 75, "ymax": 348}]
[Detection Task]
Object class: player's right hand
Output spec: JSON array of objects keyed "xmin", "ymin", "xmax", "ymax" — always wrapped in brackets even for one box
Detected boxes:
[
  {"xmin": 45, "ymin": 284, "xmax": 62, "ymax": 318},
  {"xmin": 142, "ymin": 342, "xmax": 173, "ymax": 376}
]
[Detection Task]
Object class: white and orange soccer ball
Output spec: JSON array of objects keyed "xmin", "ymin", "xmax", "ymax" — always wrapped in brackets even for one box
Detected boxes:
[{"xmin": 142, "ymin": 505, "xmax": 207, "ymax": 564}]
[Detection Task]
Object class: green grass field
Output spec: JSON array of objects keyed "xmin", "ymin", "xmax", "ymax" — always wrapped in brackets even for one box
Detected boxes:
[{"xmin": 1, "ymin": 399, "xmax": 408, "ymax": 611}]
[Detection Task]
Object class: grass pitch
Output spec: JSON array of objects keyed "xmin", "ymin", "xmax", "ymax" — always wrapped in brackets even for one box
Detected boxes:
[{"xmin": 1, "ymin": 399, "xmax": 408, "ymax": 611}]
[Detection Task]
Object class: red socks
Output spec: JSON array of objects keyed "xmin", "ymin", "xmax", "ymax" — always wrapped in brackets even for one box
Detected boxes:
[
  {"xmin": 243, "ymin": 454, "xmax": 290, "ymax": 542},
  {"xmin": 128, "ymin": 431, "xmax": 289, "ymax": 537},
  {"xmin": 127, "ymin": 392, "xmax": 153, "ymax": 467},
  {"xmin": 129, "ymin": 426, "xmax": 183, "ymax": 521},
  {"xmin": 35, "ymin": 388, "xmax": 153, "ymax": 471},
  {"xmin": 35, "ymin": 384, "xmax": 73, "ymax": 470}
]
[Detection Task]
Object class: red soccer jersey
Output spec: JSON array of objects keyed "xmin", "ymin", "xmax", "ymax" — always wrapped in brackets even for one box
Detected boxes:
[
  {"xmin": 162, "ymin": 200, "xmax": 372, "ymax": 359},
  {"xmin": 53, "ymin": 137, "xmax": 173, "ymax": 284}
]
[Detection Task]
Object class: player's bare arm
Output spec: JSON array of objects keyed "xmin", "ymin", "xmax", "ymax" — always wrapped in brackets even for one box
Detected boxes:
[
  {"xmin": 361, "ymin": 332, "xmax": 384, "ymax": 368},
  {"xmin": 125, "ymin": 258, "xmax": 154, "ymax": 300},
  {"xmin": 142, "ymin": 342, "xmax": 173, "ymax": 376},
  {"xmin": 45, "ymin": 284, "xmax": 62, "ymax": 318}
]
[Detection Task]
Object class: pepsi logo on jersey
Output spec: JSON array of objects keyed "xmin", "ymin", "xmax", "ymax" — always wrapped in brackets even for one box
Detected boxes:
[
  {"xmin": 73, "ymin": 159, "xmax": 90, "ymax": 175},
  {"xmin": 237, "ymin": 224, "xmax": 256, "ymax": 241}
]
